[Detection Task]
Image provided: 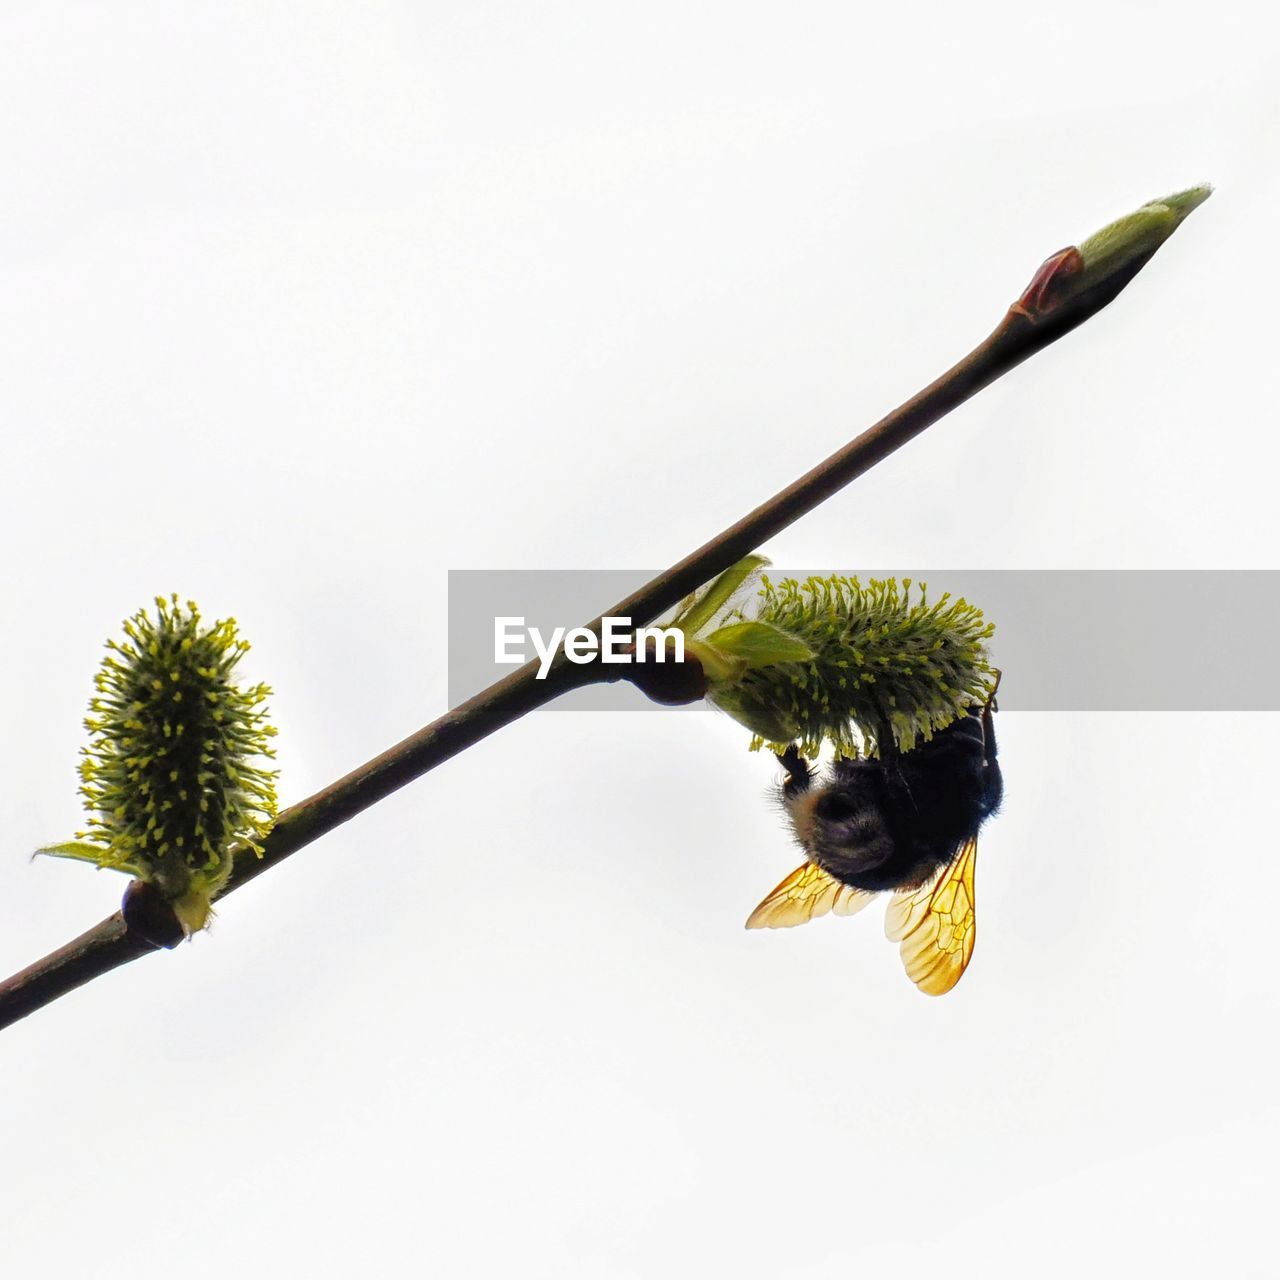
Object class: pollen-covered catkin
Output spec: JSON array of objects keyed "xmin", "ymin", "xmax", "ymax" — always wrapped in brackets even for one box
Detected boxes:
[
  {"xmin": 704, "ymin": 575, "xmax": 995, "ymax": 756},
  {"xmin": 38, "ymin": 595, "xmax": 278, "ymax": 934}
]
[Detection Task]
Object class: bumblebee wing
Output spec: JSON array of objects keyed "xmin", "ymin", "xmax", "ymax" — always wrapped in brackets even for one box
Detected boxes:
[
  {"xmin": 884, "ymin": 837, "xmax": 978, "ymax": 996},
  {"xmin": 745, "ymin": 861, "xmax": 876, "ymax": 930}
]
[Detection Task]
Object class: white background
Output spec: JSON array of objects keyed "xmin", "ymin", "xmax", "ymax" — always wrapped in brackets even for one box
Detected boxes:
[{"xmin": 1, "ymin": 4, "xmax": 1276, "ymax": 1277}]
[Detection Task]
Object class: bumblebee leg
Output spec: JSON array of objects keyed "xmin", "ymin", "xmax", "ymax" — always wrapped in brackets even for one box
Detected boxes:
[
  {"xmin": 981, "ymin": 756, "xmax": 1004, "ymax": 814},
  {"xmin": 979, "ymin": 674, "xmax": 1003, "ymax": 813},
  {"xmin": 980, "ymin": 669, "xmax": 1001, "ymax": 767},
  {"xmin": 776, "ymin": 744, "xmax": 813, "ymax": 794}
]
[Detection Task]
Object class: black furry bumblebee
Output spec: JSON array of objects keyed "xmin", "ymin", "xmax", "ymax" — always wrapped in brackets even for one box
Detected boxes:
[{"xmin": 746, "ymin": 676, "xmax": 1002, "ymax": 995}]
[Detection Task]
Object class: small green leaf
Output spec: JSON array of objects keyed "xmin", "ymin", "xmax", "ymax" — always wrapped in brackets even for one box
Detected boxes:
[
  {"xmin": 704, "ymin": 621, "xmax": 814, "ymax": 668},
  {"xmin": 706, "ymin": 684, "xmax": 800, "ymax": 744},
  {"xmin": 683, "ymin": 637, "xmax": 747, "ymax": 684},
  {"xmin": 672, "ymin": 555, "xmax": 769, "ymax": 635},
  {"xmin": 34, "ymin": 841, "xmax": 143, "ymax": 876}
]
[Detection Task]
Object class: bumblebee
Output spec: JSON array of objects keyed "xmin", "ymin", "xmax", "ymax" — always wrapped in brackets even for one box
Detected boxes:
[{"xmin": 746, "ymin": 677, "xmax": 1002, "ymax": 995}]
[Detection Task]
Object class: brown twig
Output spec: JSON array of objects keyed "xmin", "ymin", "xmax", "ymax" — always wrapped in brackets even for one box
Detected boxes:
[{"xmin": 0, "ymin": 194, "xmax": 1207, "ymax": 1031}]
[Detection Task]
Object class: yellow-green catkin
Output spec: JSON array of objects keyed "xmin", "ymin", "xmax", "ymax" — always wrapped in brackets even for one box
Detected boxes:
[
  {"xmin": 696, "ymin": 572, "xmax": 996, "ymax": 757},
  {"xmin": 37, "ymin": 596, "xmax": 278, "ymax": 934}
]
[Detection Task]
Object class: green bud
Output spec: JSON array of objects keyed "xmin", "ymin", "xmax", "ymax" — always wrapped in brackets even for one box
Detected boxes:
[
  {"xmin": 1074, "ymin": 184, "xmax": 1212, "ymax": 294},
  {"xmin": 37, "ymin": 596, "xmax": 279, "ymax": 935}
]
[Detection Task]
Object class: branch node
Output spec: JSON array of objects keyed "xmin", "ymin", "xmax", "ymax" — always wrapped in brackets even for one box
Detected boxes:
[{"xmin": 121, "ymin": 881, "xmax": 184, "ymax": 951}]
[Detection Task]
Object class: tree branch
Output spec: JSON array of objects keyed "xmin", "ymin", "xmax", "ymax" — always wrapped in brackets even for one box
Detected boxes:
[{"xmin": 0, "ymin": 189, "xmax": 1209, "ymax": 1030}]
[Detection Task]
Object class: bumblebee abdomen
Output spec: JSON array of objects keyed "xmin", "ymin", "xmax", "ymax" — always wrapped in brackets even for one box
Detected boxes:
[
  {"xmin": 820, "ymin": 829, "xmax": 956, "ymax": 893},
  {"xmin": 811, "ymin": 808, "xmax": 896, "ymax": 887},
  {"xmin": 783, "ymin": 710, "xmax": 1000, "ymax": 894},
  {"xmin": 785, "ymin": 774, "xmax": 899, "ymax": 889}
]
